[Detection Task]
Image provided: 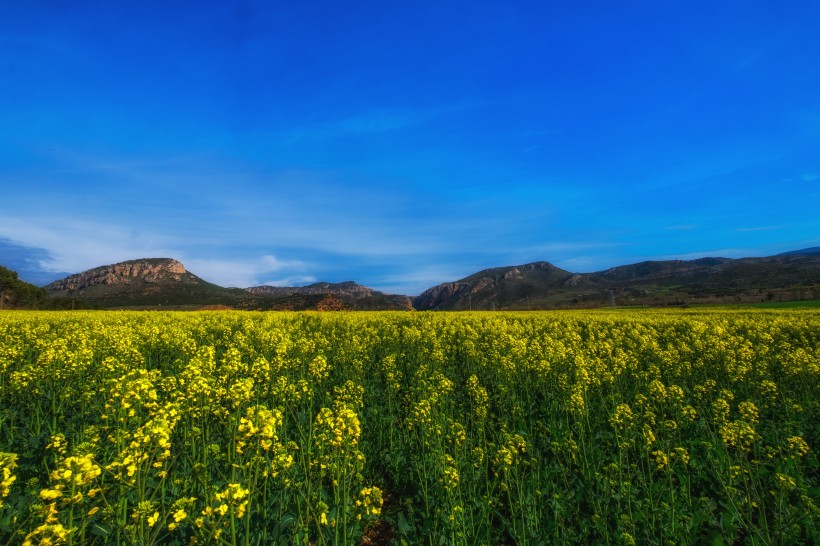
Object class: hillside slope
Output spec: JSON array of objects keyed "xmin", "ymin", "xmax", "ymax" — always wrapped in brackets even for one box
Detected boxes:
[{"xmin": 414, "ymin": 255, "xmax": 820, "ymax": 310}]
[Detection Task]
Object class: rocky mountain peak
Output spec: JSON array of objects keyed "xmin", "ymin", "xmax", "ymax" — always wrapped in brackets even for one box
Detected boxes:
[{"xmin": 45, "ymin": 258, "xmax": 189, "ymax": 293}]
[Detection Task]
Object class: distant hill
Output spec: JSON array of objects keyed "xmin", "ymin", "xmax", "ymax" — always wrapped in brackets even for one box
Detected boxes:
[
  {"xmin": 412, "ymin": 262, "xmax": 574, "ymax": 310},
  {"xmin": 1, "ymin": 265, "xmax": 90, "ymax": 309},
  {"xmin": 778, "ymin": 247, "xmax": 820, "ymax": 256},
  {"xmin": 246, "ymin": 282, "xmax": 413, "ymax": 310},
  {"xmin": 414, "ymin": 254, "xmax": 820, "ymax": 310},
  {"xmin": 22, "ymin": 249, "xmax": 820, "ymax": 311},
  {"xmin": 43, "ymin": 258, "xmax": 412, "ymax": 310}
]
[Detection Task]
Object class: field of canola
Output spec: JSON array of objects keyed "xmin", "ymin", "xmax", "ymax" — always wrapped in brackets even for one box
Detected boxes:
[{"xmin": 0, "ymin": 309, "xmax": 818, "ymax": 545}]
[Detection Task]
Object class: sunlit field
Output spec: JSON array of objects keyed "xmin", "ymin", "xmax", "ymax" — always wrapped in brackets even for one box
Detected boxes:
[{"xmin": 0, "ymin": 309, "xmax": 817, "ymax": 545}]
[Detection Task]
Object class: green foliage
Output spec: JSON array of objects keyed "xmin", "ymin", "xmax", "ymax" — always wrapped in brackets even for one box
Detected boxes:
[
  {"xmin": 0, "ymin": 266, "xmax": 93, "ymax": 310},
  {"xmin": 0, "ymin": 266, "xmax": 48, "ymax": 309}
]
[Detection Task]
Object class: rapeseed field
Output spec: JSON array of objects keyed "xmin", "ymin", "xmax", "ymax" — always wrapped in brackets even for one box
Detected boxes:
[{"xmin": 0, "ymin": 310, "xmax": 817, "ymax": 544}]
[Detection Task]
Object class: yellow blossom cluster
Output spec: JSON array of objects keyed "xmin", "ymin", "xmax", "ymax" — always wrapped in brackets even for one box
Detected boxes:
[
  {"xmin": 0, "ymin": 452, "xmax": 17, "ymax": 509},
  {"xmin": 236, "ymin": 404, "xmax": 283, "ymax": 455}
]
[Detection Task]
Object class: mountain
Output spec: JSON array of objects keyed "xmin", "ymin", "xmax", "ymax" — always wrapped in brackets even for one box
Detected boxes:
[
  {"xmin": 28, "ymin": 250, "xmax": 820, "ymax": 311},
  {"xmin": 44, "ymin": 258, "xmax": 244, "ymax": 308},
  {"xmin": 414, "ymin": 254, "xmax": 820, "ymax": 310},
  {"xmin": 43, "ymin": 258, "xmax": 412, "ymax": 310},
  {"xmin": 246, "ymin": 282, "xmax": 413, "ymax": 310},
  {"xmin": 778, "ymin": 247, "xmax": 820, "ymax": 256},
  {"xmin": 412, "ymin": 262, "xmax": 574, "ymax": 310}
]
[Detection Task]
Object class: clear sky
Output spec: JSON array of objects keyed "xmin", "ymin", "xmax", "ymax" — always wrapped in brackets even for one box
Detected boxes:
[{"xmin": 1, "ymin": 1, "xmax": 819, "ymax": 294}]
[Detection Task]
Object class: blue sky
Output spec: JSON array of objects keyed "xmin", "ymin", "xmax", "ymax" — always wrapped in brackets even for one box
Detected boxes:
[{"xmin": 1, "ymin": 1, "xmax": 819, "ymax": 294}]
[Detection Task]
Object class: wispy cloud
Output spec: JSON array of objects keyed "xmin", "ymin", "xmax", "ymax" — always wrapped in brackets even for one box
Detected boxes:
[
  {"xmin": 281, "ymin": 98, "xmax": 503, "ymax": 145},
  {"xmin": 0, "ymin": 215, "xmax": 310, "ymax": 288},
  {"xmin": 735, "ymin": 226, "xmax": 782, "ymax": 232},
  {"xmin": 374, "ymin": 265, "xmax": 476, "ymax": 296},
  {"xmin": 0, "ymin": 215, "xmax": 180, "ymax": 273},
  {"xmin": 183, "ymin": 256, "xmax": 308, "ymax": 288},
  {"xmin": 259, "ymin": 275, "xmax": 318, "ymax": 287}
]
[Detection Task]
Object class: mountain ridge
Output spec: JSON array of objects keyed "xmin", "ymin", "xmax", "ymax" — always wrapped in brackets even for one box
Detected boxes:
[
  {"xmin": 414, "ymin": 253, "xmax": 820, "ymax": 309},
  {"xmin": 43, "ymin": 258, "xmax": 412, "ymax": 310},
  {"xmin": 6, "ymin": 248, "xmax": 817, "ymax": 310}
]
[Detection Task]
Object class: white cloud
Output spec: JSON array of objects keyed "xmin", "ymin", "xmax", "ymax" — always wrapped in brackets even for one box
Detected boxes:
[
  {"xmin": 0, "ymin": 215, "xmax": 179, "ymax": 273},
  {"xmin": 183, "ymin": 256, "xmax": 309, "ymax": 288},
  {"xmin": 259, "ymin": 275, "xmax": 318, "ymax": 287},
  {"xmin": 259, "ymin": 254, "xmax": 304, "ymax": 271},
  {"xmin": 0, "ymin": 215, "xmax": 311, "ymax": 288},
  {"xmin": 374, "ymin": 265, "xmax": 482, "ymax": 296}
]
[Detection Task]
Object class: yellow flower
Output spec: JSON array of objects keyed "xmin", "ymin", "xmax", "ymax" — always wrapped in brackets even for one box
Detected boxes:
[
  {"xmin": 172, "ymin": 508, "xmax": 187, "ymax": 522},
  {"xmin": 0, "ymin": 452, "xmax": 18, "ymax": 499},
  {"xmin": 672, "ymin": 447, "xmax": 690, "ymax": 465},
  {"xmin": 775, "ymin": 473, "xmax": 796, "ymax": 490},
  {"xmin": 681, "ymin": 405, "xmax": 698, "ymax": 422},
  {"xmin": 648, "ymin": 380, "xmax": 667, "ymax": 402},
  {"xmin": 786, "ymin": 436, "xmax": 810, "ymax": 458},
  {"xmin": 720, "ymin": 420, "xmax": 759, "ymax": 451},
  {"xmin": 609, "ymin": 404, "xmax": 634, "ymax": 431},
  {"xmin": 711, "ymin": 399, "xmax": 730, "ymax": 423},
  {"xmin": 22, "ymin": 522, "xmax": 70, "ymax": 546},
  {"xmin": 568, "ymin": 390, "xmax": 585, "ymax": 414},
  {"xmin": 651, "ymin": 449, "xmax": 668, "ymax": 471},
  {"xmin": 738, "ymin": 401, "xmax": 759, "ymax": 424},
  {"xmin": 642, "ymin": 424, "xmax": 656, "ymax": 447},
  {"xmin": 39, "ymin": 488, "xmax": 64, "ymax": 501}
]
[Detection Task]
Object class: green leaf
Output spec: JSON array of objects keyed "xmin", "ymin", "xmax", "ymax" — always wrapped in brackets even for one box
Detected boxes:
[
  {"xmin": 91, "ymin": 522, "xmax": 112, "ymax": 538},
  {"xmin": 397, "ymin": 511, "xmax": 414, "ymax": 534}
]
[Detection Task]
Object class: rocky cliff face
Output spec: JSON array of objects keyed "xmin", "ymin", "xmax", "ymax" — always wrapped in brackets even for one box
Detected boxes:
[
  {"xmin": 246, "ymin": 281, "xmax": 376, "ymax": 298},
  {"xmin": 247, "ymin": 281, "xmax": 413, "ymax": 310},
  {"xmin": 46, "ymin": 258, "xmax": 191, "ymax": 294},
  {"xmin": 411, "ymin": 282, "xmax": 469, "ymax": 310}
]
